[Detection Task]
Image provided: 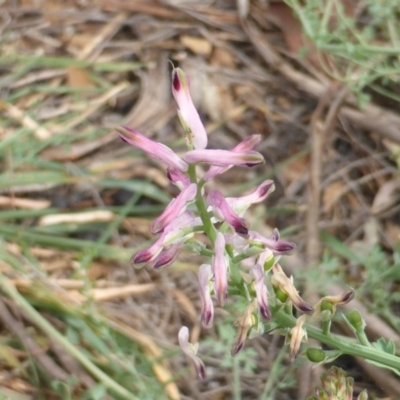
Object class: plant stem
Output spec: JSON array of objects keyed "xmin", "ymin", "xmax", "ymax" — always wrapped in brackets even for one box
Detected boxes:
[
  {"xmin": 0, "ymin": 273, "xmax": 138, "ymax": 400},
  {"xmin": 273, "ymin": 309, "xmax": 400, "ymax": 371},
  {"xmin": 188, "ymin": 165, "xmax": 217, "ymax": 243}
]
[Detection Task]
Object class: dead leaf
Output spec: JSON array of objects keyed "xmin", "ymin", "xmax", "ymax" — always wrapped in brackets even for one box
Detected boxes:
[
  {"xmin": 180, "ymin": 35, "xmax": 212, "ymax": 56},
  {"xmin": 371, "ymin": 178, "xmax": 400, "ymax": 216},
  {"xmin": 67, "ymin": 67, "xmax": 95, "ymax": 88}
]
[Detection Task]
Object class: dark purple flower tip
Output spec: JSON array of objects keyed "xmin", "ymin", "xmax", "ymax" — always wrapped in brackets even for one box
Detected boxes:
[
  {"xmin": 342, "ymin": 290, "xmax": 355, "ymax": 303},
  {"xmin": 153, "ymin": 244, "xmax": 180, "ymax": 269},
  {"xmin": 202, "ymin": 310, "xmax": 213, "ymax": 328},
  {"xmin": 131, "ymin": 251, "xmax": 152, "ymax": 265},
  {"xmin": 233, "ymin": 221, "xmax": 249, "ymax": 235},
  {"xmin": 274, "ymin": 241, "xmax": 296, "ymax": 254},
  {"xmin": 172, "ymin": 69, "xmax": 181, "ymax": 91},
  {"xmin": 260, "ymin": 305, "xmax": 271, "ymax": 320},
  {"xmin": 119, "ymin": 135, "xmax": 129, "ymax": 143},
  {"xmin": 298, "ymin": 303, "xmax": 315, "ymax": 314},
  {"xmin": 259, "ymin": 181, "xmax": 275, "ymax": 197},
  {"xmin": 231, "ymin": 342, "xmax": 244, "ymax": 357}
]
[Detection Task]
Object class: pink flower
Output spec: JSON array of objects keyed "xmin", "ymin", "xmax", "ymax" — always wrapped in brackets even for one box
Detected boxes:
[
  {"xmin": 132, "ymin": 212, "xmax": 200, "ymax": 266},
  {"xmin": 198, "ymin": 264, "xmax": 214, "ymax": 328},
  {"xmin": 226, "ymin": 180, "xmax": 275, "ymax": 216},
  {"xmin": 208, "ymin": 190, "xmax": 249, "ymax": 235},
  {"xmin": 213, "ymin": 232, "xmax": 228, "ymax": 306},
  {"xmin": 178, "ymin": 326, "xmax": 206, "ymax": 379},
  {"xmin": 184, "ymin": 149, "xmax": 264, "ymax": 168},
  {"xmin": 250, "ymin": 263, "xmax": 271, "ymax": 320},
  {"xmin": 204, "ymin": 134, "xmax": 262, "ymax": 181},
  {"xmin": 116, "ymin": 126, "xmax": 188, "ymax": 171},
  {"xmin": 249, "ymin": 229, "xmax": 296, "ymax": 255},
  {"xmin": 153, "ymin": 244, "xmax": 181, "ymax": 269},
  {"xmin": 166, "ymin": 168, "xmax": 191, "ymax": 189},
  {"xmin": 172, "ymin": 68, "xmax": 208, "ymax": 150},
  {"xmin": 151, "ymin": 184, "xmax": 197, "ymax": 234}
]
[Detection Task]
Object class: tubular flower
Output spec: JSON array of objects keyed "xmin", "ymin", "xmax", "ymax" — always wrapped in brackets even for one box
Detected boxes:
[
  {"xmin": 198, "ymin": 264, "xmax": 214, "ymax": 328},
  {"xmin": 172, "ymin": 67, "xmax": 208, "ymax": 150},
  {"xmin": 213, "ymin": 232, "xmax": 228, "ymax": 306},
  {"xmin": 116, "ymin": 126, "xmax": 188, "ymax": 172},
  {"xmin": 226, "ymin": 180, "xmax": 275, "ymax": 216},
  {"xmin": 313, "ymin": 290, "xmax": 355, "ymax": 319},
  {"xmin": 178, "ymin": 326, "xmax": 205, "ymax": 380},
  {"xmin": 231, "ymin": 301, "xmax": 258, "ymax": 356},
  {"xmin": 249, "ymin": 230, "xmax": 296, "ymax": 255},
  {"xmin": 153, "ymin": 244, "xmax": 181, "ymax": 269},
  {"xmin": 271, "ymin": 264, "xmax": 314, "ymax": 314},
  {"xmin": 166, "ymin": 167, "xmax": 191, "ymax": 190},
  {"xmin": 208, "ymin": 190, "xmax": 249, "ymax": 234},
  {"xmin": 203, "ymin": 134, "xmax": 262, "ymax": 181},
  {"xmin": 132, "ymin": 211, "xmax": 200, "ymax": 267},
  {"xmin": 250, "ymin": 263, "xmax": 271, "ymax": 320},
  {"xmin": 288, "ymin": 314, "xmax": 307, "ymax": 362},
  {"xmin": 151, "ymin": 183, "xmax": 197, "ymax": 234},
  {"xmin": 184, "ymin": 148, "xmax": 264, "ymax": 168}
]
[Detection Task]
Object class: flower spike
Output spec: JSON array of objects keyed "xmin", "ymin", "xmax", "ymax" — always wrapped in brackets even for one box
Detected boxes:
[{"xmin": 172, "ymin": 67, "xmax": 208, "ymax": 150}]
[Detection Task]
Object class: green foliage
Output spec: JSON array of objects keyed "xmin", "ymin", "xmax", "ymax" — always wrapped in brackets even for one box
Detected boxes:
[
  {"xmin": 285, "ymin": 0, "xmax": 400, "ymax": 105},
  {"xmin": 319, "ymin": 232, "xmax": 400, "ymax": 334}
]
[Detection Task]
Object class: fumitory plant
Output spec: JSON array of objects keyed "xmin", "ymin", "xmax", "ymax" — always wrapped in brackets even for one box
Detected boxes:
[{"xmin": 116, "ymin": 67, "xmax": 400, "ymax": 382}]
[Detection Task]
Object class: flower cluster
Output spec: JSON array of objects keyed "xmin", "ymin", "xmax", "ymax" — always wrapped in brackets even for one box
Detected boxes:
[{"xmin": 117, "ymin": 67, "xmax": 354, "ymax": 380}]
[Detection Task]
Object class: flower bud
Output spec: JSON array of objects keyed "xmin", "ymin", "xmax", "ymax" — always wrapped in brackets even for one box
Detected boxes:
[
  {"xmin": 306, "ymin": 348, "xmax": 326, "ymax": 363},
  {"xmin": 346, "ymin": 310, "xmax": 365, "ymax": 331}
]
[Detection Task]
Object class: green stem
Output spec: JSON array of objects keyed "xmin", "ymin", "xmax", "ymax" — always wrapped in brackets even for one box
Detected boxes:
[
  {"xmin": 355, "ymin": 329, "xmax": 373, "ymax": 348},
  {"xmin": 322, "ymin": 320, "xmax": 331, "ymax": 337},
  {"xmin": 188, "ymin": 165, "xmax": 217, "ymax": 243},
  {"xmin": 273, "ymin": 309, "xmax": 400, "ymax": 371},
  {"xmin": 0, "ymin": 273, "xmax": 138, "ymax": 400}
]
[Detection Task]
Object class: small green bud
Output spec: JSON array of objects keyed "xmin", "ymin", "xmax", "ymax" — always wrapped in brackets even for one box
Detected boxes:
[
  {"xmin": 263, "ymin": 254, "xmax": 275, "ymax": 272},
  {"xmin": 320, "ymin": 299, "xmax": 334, "ymax": 313},
  {"xmin": 320, "ymin": 309, "xmax": 332, "ymax": 322},
  {"xmin": 306, "ymin": 348, "xmax": 326, "ymax": 363},
  {"xmin": 357, "ymin": 389, "xmax": 368, "ymax": 400},
  {"xmin": 346, "ymin": 310, "xmax": 366, "ymax": 330},
  {"xmin": 275, "ymin": 288, "xmax": 289, "ymax": 303}
]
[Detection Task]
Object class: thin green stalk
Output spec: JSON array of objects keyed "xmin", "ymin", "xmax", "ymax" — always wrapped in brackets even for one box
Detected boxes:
[
  {"xmin": 0, "ymin": 274, "xmax": 138, "ymax": 400},
  {"xmin": 322, "ymin": 320, "xmax": 331, "ymax": 336},
  {"xmin": 188, "ymin": 165, "xmax": 217, "ymax": 243},
  {"xmin": 273, "ymin": 309, "xmax": 400, "ymax": 371}
]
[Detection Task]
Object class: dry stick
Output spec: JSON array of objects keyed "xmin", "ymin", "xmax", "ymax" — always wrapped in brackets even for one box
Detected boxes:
[{"xmin": 242, "ymin": 20, "xmax": 400, "ymax": 144}]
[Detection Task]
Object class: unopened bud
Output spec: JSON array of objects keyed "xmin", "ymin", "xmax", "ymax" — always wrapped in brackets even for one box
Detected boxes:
[
  {"xmin": 320, "ymin": 299, "xmax": 334, "ymax": 313},
  {"xmin": 319, "ymin": 310, "xmax": 332, "ymax": 322},
  {"xmin": 346, "ymin": 310, "xmax": 365, "ymax": 331},
  {"xmin": 275, "ymin": 288, "xmax": 289, "ymax": 303},
  {"xmin": 358, "ymin": 389, "xmax": 368, "ymax": 400},
  {"xmin": 306, "ymin": 348, "xmax": 326, "ymax": 363}
]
